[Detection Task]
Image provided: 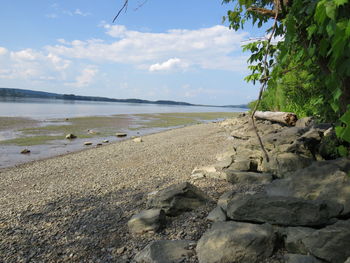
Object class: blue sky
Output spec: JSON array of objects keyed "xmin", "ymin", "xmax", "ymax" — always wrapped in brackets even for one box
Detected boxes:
[{"xmin": 0, "ymin": 0, "xmax": 263, "ymax": 105}]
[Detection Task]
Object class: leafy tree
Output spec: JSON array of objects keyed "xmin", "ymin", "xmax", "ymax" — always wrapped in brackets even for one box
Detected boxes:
[{"xmin": 222, "ymin": 0, "xmax": 350, "ymax": 150}]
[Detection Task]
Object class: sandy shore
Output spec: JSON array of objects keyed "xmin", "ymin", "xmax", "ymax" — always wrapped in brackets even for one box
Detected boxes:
[{"xmin": 0, "ymin": 122, "xmax": 235, "ymax": 262}]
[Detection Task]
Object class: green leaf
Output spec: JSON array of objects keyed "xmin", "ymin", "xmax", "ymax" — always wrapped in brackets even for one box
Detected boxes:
[
  {"xmin": 325, "ymin": 2, "xmax": 336, "ymax": 20},
  {"xmin": 338, "ymin": 145, "xmax": 348, "ymax": 157},
  {"xmin": 334, "ymin": 0, "xmax": 348, "ymax": 6}
]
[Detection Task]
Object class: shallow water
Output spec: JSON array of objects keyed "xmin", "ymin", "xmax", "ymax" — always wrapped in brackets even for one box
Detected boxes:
[{"xmin": 0, "ymin": 97, "xmax": 245, "ymax": 120}]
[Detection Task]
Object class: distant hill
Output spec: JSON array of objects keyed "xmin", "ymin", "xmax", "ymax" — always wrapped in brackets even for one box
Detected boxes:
[
  {"xmin": 0, "ymin": 88, "xmax": 194, "ymax": 106},
  {"xmin": 0, "ymin": 87, "xmax": 248, "ymax": 108}
]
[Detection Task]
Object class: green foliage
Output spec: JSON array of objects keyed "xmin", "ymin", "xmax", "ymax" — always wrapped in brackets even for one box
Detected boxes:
[{"xmin": 223, "ymin": 0, "xmax": 350, "ymax": 154}]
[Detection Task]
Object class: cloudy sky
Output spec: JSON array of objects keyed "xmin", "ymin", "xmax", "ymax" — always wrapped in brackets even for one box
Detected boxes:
[{"xmin": 0, "ymin": 0, "xmax": 263, "ymax": 105}]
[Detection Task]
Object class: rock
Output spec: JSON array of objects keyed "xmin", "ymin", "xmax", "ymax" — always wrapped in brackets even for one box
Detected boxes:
[
  {"xmin": 191, "ymin": 166, "xmax": 226, "ymax": 180},
  {"xmin": 295, "ymin": 117, "xmax": 316, "ymax": 128},
  {"xmin": 20, "ymin": 149, "xmax": 30, "ymax": 154},
  {"xmin": 84, "ymin": 142, "xmax": 93, "ymax": 146},
  {"xmin": 224, "ymin": 170, "xmax": 273, "ymax": 184},
  {"xmin": 303, "ymin": 219, "xmax": 350, "ymax": 263},
  {"xmin": 103, "ymin": 140, "xmax": 109, "ymax": 143},
  {"xmin": 283, "ymin": 254, "xmax": 322, "ymax": 263},
  {"xmin": 134, "ymin": 240, "xmax": 195, "ymax": 263},
  {"xmin": 65, "ymin": 133, "xmax": 77, "ymax": 139},
  {"xmin": 128, "ymin": 209, "xmax": 166, "ymax": 234},
  {"xmin": 196, "ymin": 221, "xmax": 276, "ymax": 263},
  {"xmin": 285, "ymin": 227, "xmax": 316, "ymax": 254},
  {"xmin": 132, "ymin": 137, "xmax": 143, "ymax": 143},
  {"xmin": 147, "ymin": 182, "xmax": 210, "ymax": 216},
  {"xmin": 345, "ymin": 257, "xmax": 350, "ymax": 263},
  {"xmin": 265, "ymin": 158, "xmax": 350, "ymax": 216},
  {"xmin": 226, "ymin": 194, "xmax": 342, "ymax": 227},
  {"xmin": 116, "ymin": 132, "xmax": 127, "ymax": 137},
  {"xmin": 261, "ymin": 152, "xmax": 313, "ymax": 177},
  {"xmin": 318, "ymin": 127, "xmax": 340, "ymax": 160},
  {"xmin": 96, "ymin": 143, "xmax": 102, "ymax": 146},
  {"xmin": 263, "ymin": 127, "xmax": 308, "ymax": 147},
  {"xmin": 213, "ymin": 156, "xmax": 233, "ymax": 169},
  {"xmin": 216, "ymin": 150, "xmax": 236, "ymax": 162},
  {"xmin": 217, "ymin": 190, "xmax": 257, "ymax": 211},
  {"xmin": 207, "ymin": 206, "xmax": 227, "ymax": 222}
]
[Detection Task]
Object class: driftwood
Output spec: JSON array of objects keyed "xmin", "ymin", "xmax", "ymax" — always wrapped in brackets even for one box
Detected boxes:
[{"xmin": 254, "ymin": 111, "xmax": 298, "ymax": 126}]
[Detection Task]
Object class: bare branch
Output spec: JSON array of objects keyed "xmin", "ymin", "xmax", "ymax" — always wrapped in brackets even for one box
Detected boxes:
[
  {"xmin": 134, "ymin": 0, "xmax": 148, "ymax": 11},
  {"xmin": 113, "ymin": 0, "xmax": 129, "ymax": 23}
]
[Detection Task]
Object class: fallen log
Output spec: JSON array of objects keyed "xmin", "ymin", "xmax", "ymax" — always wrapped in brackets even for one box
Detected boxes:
[{"xmin": 254, "ymin": 111, "xmax": 298, "ymax": 126}]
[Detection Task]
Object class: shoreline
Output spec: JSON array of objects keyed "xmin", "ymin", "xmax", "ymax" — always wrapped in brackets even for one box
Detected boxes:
[{"xmin": 0, "ymin": 112, "xmax": 238, "ymax": 169}]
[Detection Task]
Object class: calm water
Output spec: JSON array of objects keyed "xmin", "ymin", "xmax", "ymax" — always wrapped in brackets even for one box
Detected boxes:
[{"xmin": 0, "ymin": 97, "xmax": 247, "ymax": 120}]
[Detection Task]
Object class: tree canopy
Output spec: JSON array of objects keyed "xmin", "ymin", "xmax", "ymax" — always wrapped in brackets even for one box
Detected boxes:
[{"xmin": 222, "ymin": 0, "xmax": 350, "ymax": 154}]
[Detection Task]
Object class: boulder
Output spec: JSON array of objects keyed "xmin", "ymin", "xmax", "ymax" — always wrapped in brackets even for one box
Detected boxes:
[
  {"xmin": 134, "ymin": 240, "xmax": 195, "ymax": 263},
  {"xmin": 303, "ymin": 219, "xmax": 350, "ymax": 263},
  {"xmin": 283, "ymin": 254, "xmax": 322, "ymax": 263},
  {"xmin": 103, "ymin": 140, "xmax": 109, "ymax": 143},
  {"xmin": 147, "ymin": 182, "xmax": 210, "ymax": 216},
  {"xmin": 265, "ymin": 158, "xmax": 350, "ymax": 216},
  {"xmin": 295, "ymin": 117, "xmax": 315, "ymax": 128},
  {"xmin": 116, "ymin": 132, "xmax": 127, "ymax": 137},
  {"xmin": 84, "ymin": 142, "xmax": 93, "ymax": 146},
  {"xmin": 196, "ymin": 221, "xmax": 276, "ymax": 263},
  {"xmin": 345, "ymin": 258, "xmax": 350, "ymax": 263},
  {"xmin": 285, "ymin": 227, "xmax": 316, "ymax": 254},
  {"xmin": 191, "ymin": 166, "xmax": 227, "ymax": 180},
  {"xmin": 217, "ymin": 191, "xmax": 257, "ymax": 211},
  {"xmin": 224, "ymin": 170, "xmax": 273, "ymax": 184},
  {"xmin": 262, "ymin": 127, "xmax": 308, "ymax": 148},
  {"xmin": 207, "ymin": 206, "xmax": 227, "ymax": 222},
  {"xmin": 226, "ymin": 194, "xmax": 342, "ymax": 227},
  {"xmin": 261, "ymin": 152, "xmax": 313, "ymax": 177},
  {"xmin": 128, "ymin": 209, "xmax": 166, "ymax": 234}
]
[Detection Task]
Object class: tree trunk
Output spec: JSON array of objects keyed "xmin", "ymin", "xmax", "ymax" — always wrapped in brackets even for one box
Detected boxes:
[{"xmin": 254, "ymin": 111, "xmax": 298, "ymax": 126}]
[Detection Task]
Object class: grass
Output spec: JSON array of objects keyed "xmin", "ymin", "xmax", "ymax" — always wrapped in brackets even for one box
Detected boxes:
[
  {"xmin": 0, "ymin": 112, "xmax": 238, "ymax": 146},
  {"xmin": 0, "ymin": 117, "xmax": 38, "ymax": 131}
]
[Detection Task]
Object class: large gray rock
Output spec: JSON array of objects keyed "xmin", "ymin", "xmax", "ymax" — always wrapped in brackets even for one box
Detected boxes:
[
  {"xmin": 134, "ymin": 240, "xmax": 195, "ymax": 263},
  {"xmin": 295, "ymin": 117, "xmax": 315, "ymax": 128},
  {"xmin": 128, "ymin": 209, "xmax": 166, "ymax": 234},
  {"xmin": 265, "ymin": 158, "xmax": 350, "ymax": 216},
  {"xmin": 303, "ymin": 219, "xmax": 350, "ymax": 263},
  {"xmin": 196, "ymin": 221, "xmax": 276, "ymax": 263},
  {"xmin": 226, "ymin": 194, "xmax": 342, "ymax": 227},
  {"xmin": 283, "ymin": 254, "xmax": 322, "ymax": 263},
  {"xmin": 285, "ymin": 227, "xmax": 316, "ymax": 254},
  {"xmin": 147, "ymin": 182, "xmax": 210, "ymax": 216},
  {"xmin": 261, "ymin": 152, "xmax": 313, "ymax": 177},
  {"xmin": 217, "ymin": 191, "xmax": 257, "ymax": 211},
  {"xmin": 345, "ymin": 257, "xmax": 350, "ymax": 263},
  {"xmin": 225, "ymin": 170, "xmax": 273, "ymax": 184}
]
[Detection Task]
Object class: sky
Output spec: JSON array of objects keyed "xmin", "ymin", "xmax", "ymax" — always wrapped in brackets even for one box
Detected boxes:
[{"xmin": 0, "ymin": 0, "xmax": 265, "ymax": 105}]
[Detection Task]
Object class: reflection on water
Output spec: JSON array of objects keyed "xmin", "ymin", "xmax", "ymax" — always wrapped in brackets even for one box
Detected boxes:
[{"xmin": 0, "ymin": 97, "xmax": 247, "ymax": 120}]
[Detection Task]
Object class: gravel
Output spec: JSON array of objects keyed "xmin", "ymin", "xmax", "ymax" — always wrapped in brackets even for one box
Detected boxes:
[{"xmin": 0, "ymin": 122, "xmax": 235, "ymax": 262}]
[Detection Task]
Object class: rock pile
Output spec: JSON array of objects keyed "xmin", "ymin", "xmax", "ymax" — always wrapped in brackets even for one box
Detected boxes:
[{"xmin": 128, "ymin": 114, "xmax": 350, "ymax": 263}]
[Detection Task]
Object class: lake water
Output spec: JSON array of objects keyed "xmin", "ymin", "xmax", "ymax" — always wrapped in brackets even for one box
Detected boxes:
[{"xmin": 0, "ymin": 97, "xmax": 247, "ymax": 120}]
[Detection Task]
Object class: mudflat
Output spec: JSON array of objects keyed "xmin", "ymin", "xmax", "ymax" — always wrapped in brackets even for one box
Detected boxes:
[{"xmin": 0, "ymin": 122, "xmax": 233, "ymax": 262}]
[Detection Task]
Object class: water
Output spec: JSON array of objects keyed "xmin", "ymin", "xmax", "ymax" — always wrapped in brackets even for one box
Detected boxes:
[{"xmin": 0, "ymin": 97, "xmax": 247, "ymax": 120}]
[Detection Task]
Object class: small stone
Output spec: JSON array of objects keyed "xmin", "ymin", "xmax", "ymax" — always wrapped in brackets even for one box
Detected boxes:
[
  {"xmin": 84, "ymin": 142, "xmax": 93, "ymax": 146},
  {"xmin": 116, "ymin": 132, "xmax": 127, "ymax": 137},
  {"xmin": 207, "ymin": 206, "xmax": 227, "ymax": 222},
  {"xmin": 103, "ymin": 140, "xmax": 109, "ymax": 143},
  {"xmin": 96, "ymin": 143, "xmax": 102, "ymax": 146},
  {"xmin": 65, "ymin": 133, "xmax": 77, "ymax": 139},
  {"xmin": 132, "ymin": 137, "xmax": 143, "ymax": 143},
  {"xmin": 116, "ymin": 246, "xmax": 126, "ymax": 255},
  {"xmin": 20, "ymin": 149, "xmax": 30, "ymax": 154}
]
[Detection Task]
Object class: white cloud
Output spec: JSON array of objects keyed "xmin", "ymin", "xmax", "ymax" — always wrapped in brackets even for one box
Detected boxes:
[
  {"xmin": 46, "ymin": 24, "xmax": 249, "ymax": 72},
  {"xmin": 74, "ymin": 9, "xmax": 90, "ymax": 17},
  {"xmin": 66, "ymin": 66, "xmax": 98, "ymax": 87},
  {"xmin": 46, "ymin": 13, "xmax": 58, "ymax": 19},
  {"xmin": 149, "ymin": 58, "xmax": 188, "ymax": 72},
  {"xmin": 0, "ymin": 47, "xmax": 8, "ymax": 56}
]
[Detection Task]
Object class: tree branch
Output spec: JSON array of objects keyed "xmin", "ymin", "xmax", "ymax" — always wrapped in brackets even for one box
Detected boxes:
[{"xmin": 113, "ymin": 0, "xmax": 129, "ymax": 23}]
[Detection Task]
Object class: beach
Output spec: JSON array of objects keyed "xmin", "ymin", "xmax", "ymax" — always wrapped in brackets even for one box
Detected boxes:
[{"xmin": 0, "ymin": 121, "xmax": 234, "ymax": 262}]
